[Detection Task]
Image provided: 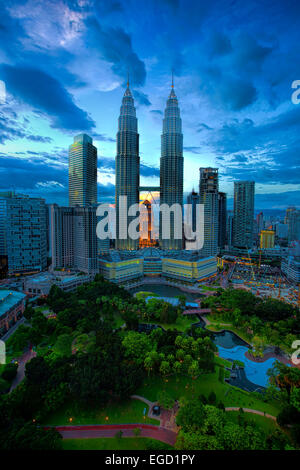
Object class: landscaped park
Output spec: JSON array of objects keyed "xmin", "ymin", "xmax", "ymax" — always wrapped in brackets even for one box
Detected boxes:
[{"xmin": 0, "ymin": 275, "xmax": 300, "ymax": 450}]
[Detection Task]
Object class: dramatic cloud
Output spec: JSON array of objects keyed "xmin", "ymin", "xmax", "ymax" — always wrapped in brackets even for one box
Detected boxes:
[
  {"xmin": 99, "ymin": 157, "xmax": 159, "ymax": 179},
  {"xmin": 133, "ymin": 90, "xmax": 151, "ymax": 107},
  {"xmin": 183, "ymin": 147, "xmax": 202, "ymax": 154},
  {"xmin": 0, "ymin": 0, "xmax": 299, "ymax": 207},
  {"xmin": 0, "ymin": 154, "xmax": 67, "ymax": 190},
  {"xmin": 86, "ymin": 18, "xmax": 146, "ymax": 86},
  {"xmin": 0, "ymin": 64, "xmax": 95, "ymax": 131}
]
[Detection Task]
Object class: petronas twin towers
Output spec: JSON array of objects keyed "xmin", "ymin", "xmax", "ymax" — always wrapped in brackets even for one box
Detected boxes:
[
  {"xmin": 115, "ymin": 80, "xmax": 184, "ymax": 250},
  {"xmin": 115, "ymin": 82, "xmax": 140, "ymax": 250}
]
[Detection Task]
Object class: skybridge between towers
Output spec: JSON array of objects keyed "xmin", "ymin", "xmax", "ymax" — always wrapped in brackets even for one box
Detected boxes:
[{"xmin": 139, "ymin": 186, "xmax": 160, "ymax": 193}]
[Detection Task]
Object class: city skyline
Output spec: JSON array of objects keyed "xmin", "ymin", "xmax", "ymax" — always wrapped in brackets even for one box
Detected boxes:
[{"xmin": 0, "ymin": 0, "xmax": 299, "ymax": 210}]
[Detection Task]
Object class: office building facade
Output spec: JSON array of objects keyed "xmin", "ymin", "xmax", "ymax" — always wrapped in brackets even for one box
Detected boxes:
[
  {"xmin": 199, "ymin": 168, "xmax": 219, "ymax": 257},
  {"xmin": 115, "ymin": 83, "xmax": 140, "ymax": 250},
  {"xmin": 0, "ymin": 194, "xmax": 47, "ymax": 274},
  {"xmin": 50, "ymin": 204, "xmax": 98, "ymax": 274},
  {"xmin": 218, "ymin": 192, "xmax": 227, "ymax": 250},
  {"xmin": 160, "ymin": 83, "xmax": 184, "ymax": 250},
  {"xmin": 287, "ymin": 208, "xmax": 300, "ymax": 244},
  {"xmin": 260, "ymin": 230, "xmax": 275, "ymax": 249},
  {"xmin": 69, "ymin": 133, "xmax": 97, "ymax": 207},
  {"xmin": 233, "ymin": 181, "xmax": 255, "ymax": 249}
]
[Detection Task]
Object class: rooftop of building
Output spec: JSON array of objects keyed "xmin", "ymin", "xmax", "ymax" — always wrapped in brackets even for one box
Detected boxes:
[
  {"xmin": 0, "ymin": 289, "xmax": 26, "ymax": 317},
  {"xmin": 99, "ymin": 248, "xmax": 215, "ymax": 263},
  {"xmin": 25, "ymin": 271, "xmax": 90, "ymax": 284}
]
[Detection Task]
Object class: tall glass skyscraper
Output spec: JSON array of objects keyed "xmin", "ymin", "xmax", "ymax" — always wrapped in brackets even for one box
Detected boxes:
[
  {"xmin": 233, "ymin": 181, "xmax": 255, "ymax": 248},
  {"xmin": 115, "ymin": 83, "xmax": 140, "ymax": 250},
  {"xmin": 69, "ymin": 133, "xmax": 97, "ymax": 207},
  {"xmin": 199, "ymin": 168, "xmax": 219, "ymax": 257},
  {"xmin": 160, "ymin": 82, "xmax": 184, "ymax": 250},
  {"xmin": 218, "ymin": 192, "xmax": 227, "ymax": 250}
]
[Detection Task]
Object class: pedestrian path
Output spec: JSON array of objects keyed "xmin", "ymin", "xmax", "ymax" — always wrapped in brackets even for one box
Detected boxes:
[
  {"xmin": 225, "ymin": 407, "xmax": 276, "ymax": 421},
  {"xmin": 53, "ymin": 424, "xmax": 177, "ymax": 446}
]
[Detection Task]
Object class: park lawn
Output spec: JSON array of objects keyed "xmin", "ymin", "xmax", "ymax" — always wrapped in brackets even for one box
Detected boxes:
[
  {"xmin": 62, "ymin": 437, "xmax": 172, "ymax": 450},
  {"xmin": 214, "ymin": 355, "xmax": 232, "ymax": 368},
  {"xmin": 33, "ymin": 306, "xmax": 51, "ymax": 315},
  {"xmin": 4, "ymin": 335, "xmax": 23, "ymax": 364},
  {"xmin": 159, "ymin": 314, "xmax": 199, "ymax": 332},
  {"xmin": 199, "ymin": 286, "xmax": 219, "ymax": 292},
  {"xmin": 42, "ymin": 398, "xmax": 160, "ymax": 426},
  {"xmin": 136, "ymin": 373, "xmax": 281, "ymax": 417},
  {"xmin": 135, "ymin": 291, "xmax": 159, "ymax": 300},
  {"xmin": 141, "ymin": 314, "xmax": 199, "ymax": 333},
  {"xmin": 225, "ymin": 410, "xmax": 278, "ymax": 435}
]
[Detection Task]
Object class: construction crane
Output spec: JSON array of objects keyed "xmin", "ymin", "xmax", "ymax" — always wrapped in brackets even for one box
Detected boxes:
[
  {"xmin": 246, "ymin": 247, "xmax": 256, "ymax": 281},
  {"xmin": 277, "ymin": 277, "xmax": 281, "ymax": 299},
  {"xmin": 258, "ymin": 248, "xmax": 262, "ymax": 270}
]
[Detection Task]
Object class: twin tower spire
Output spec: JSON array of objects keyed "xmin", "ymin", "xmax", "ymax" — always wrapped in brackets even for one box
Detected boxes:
[{"xmin": 115, "ymin": 74, "xmax": 183, "ymax": 251}]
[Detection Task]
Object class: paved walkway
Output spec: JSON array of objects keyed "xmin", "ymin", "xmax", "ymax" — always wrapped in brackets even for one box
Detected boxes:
[
  {"xmin": 53, "ymin": 424, "xmax": 177, "ymax": 446},
  {"xmin": 9, "ymin": 348, "xmax": 36, "ymax": 392},
  {"xmin": 131, "ymin": 394, "xmax": 153, "ymax": 408},
  {"xmin": 130, "ymin": 394, "xmax": 161, "ymax": 423},
  {"xmin": 225, "ymin": 407, "xmax": 276, "ymax": 421}
]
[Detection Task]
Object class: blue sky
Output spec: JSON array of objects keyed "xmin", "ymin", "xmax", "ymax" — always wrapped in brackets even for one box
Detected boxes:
[{"xmin": 0, "ymin": 0, "xmax": 299, "ymax": 209}]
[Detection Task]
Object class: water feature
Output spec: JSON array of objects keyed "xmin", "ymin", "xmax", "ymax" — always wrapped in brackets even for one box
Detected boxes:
[
  {"xmin": 217, "ymin": 345, "xmax": 276, "ymax": 388},
  {"xmin": 130, "ymin": 284, "xmax": 200, "ymax": 302},
  {"xmin": 130, "ymin": 283, "xmax": 284, "ymax": 389},
  {"xmin": 213, "ymin": 330, "xmax": 248, "ymax": 349}
]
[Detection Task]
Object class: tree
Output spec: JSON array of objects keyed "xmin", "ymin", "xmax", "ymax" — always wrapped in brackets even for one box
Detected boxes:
[
  {"xmin": 291, "ymin": 387, "xmax": 300, "ymax": 412},
  {"xmin": 157, "ymin": 390, "xmax": 175, "ymax": 410},
  {"xmin": 144, "ymin": 351, "xmax": 160, "ymax": 376},
  {"xmin": 176, "ymin": 400, "xmax": 205, "ymax": 431},
  {"xmin": 2, "ymin": 423, "xmax": 62, "ymax": 450},
  {"xmin": 23, "ymin": 304, "xmax": 35, "ymax": 321},
  {"xmin": 201, "ymin": 405, "xmax": 225, "ymax": 436},
  {"xmin": 1, "ymin": 363, "xmax": 18, "ymax": 382},
  {"xmin": 175, "ymin": 431, "xmax": 220, "ymax": 450},
  {"xmin": 43, "ymin": 382, "xmax": 69, "ymax": 415},
  {"xmin": 208, "ymin": 391, "xmax": 217, "ymax": 405},
  {"xmin": 276, "ymin": 405, "xmax": 300, "ymax": 427},
  {"xmin": 8, "ymin": 324, "xmax": 31, "ymax": 351},
  {"xmin": 159, "ymin": 360, "xmax": 171, "ymax": 377},
  {"xmin": 121, "ymin": 308, "xmax": 139, "ymax": 330},
  {"xmin": 25, "ymin": 356, "xmax": 50, "ymax": 389},
  {"xmin": 122, "ymin": 331, "xmax": 152, "ymax": 365},
  {"xmin": 53, "ymin": 334, "xmax": 72, "ymax": 357}
]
